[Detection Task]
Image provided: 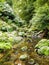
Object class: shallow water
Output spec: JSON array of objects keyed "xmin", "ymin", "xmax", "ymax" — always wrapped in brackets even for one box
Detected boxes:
[{"xmin": 0, "ymin": 38, "xmax": 49, "ymax": 65}]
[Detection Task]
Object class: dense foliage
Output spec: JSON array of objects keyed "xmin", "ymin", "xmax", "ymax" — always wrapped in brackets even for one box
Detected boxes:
[
  {"xmin": 0, "ymin": 0, "xmax": 49, "ymax": 65},
  {"xmin": 12, "ymin": 0, "xmax": 35, "ymax": 22}
]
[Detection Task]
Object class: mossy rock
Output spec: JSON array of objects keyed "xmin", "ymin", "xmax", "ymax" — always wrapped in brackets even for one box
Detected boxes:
[
  {"xmin": 19, "ymin": 54, "xmax": 29, "ymax": 61},
  {"xmin": 35, "ymin": 39, "xmax": 49, "ymax": 56}
]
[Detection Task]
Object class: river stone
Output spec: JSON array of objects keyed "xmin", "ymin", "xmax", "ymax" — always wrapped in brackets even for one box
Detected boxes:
[
  {"xmin": 28, "ymin": 59, "xmax": 35, "ymax": 65},
  {"xmin": 19, "ymin": 54, "xmax": 29, "ymax": 60},
  {"xmin": 21, "ymin": 46, "xmax": 28, "ymax": 51},
  {"xmin": 14, "ymin": 36, "xmax": 23, "ymax": 43},
  {"xmin": 34, "ymin": 63, "xmax": 39, "ymax": 65}
]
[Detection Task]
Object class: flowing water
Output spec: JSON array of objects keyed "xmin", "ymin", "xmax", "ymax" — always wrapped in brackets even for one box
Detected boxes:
[{"xmin": 0, "ymin": 38, "xmax": 49, "ymax": 65}]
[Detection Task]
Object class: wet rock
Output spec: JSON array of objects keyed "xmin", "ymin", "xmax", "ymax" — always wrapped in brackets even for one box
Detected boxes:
[
  {"xmin": 19, "ymin": 54, "xmax": 29, "ymax": 61},
  {"xmin": 28, "ymin": 59, "xmax": 35, "ymax": 65},
  {"xmin": 14, "ymin": 36, "xmax": 23, "ymax": 43},
  {"xmin": 34, "ymin": 63, "xmax": 39, "ymax": 65},
  {"xmin": 21, "ymin": 46, "xmax": 28, "ymax": 51}
]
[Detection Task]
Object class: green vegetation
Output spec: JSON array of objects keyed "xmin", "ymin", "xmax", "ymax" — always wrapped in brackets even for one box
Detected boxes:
[
  {"xmin": 0, "ymin": 0, "xmax": 49, "ymax": 65},
  {"xmin": 30, "ymin": 3, "xmax": 49, "ymax": 31},
  {"xmin": 12, "ymin": 0, "xmax": 35, "ymax": 22},
  {"xmin": 0, "ymin": 42, "xmax": 12, "ymax": 50},
  {"xmin": 35, "ymin": 39, "xmax": 49, "ymax": 56}
]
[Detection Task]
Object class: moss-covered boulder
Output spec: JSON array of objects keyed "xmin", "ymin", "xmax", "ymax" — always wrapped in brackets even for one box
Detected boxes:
[{"xmin": 35, "ymin": 39, "xmax": 49, "ymax": 56}]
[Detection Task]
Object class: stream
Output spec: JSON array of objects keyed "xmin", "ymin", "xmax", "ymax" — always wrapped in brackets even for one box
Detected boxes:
[{"xmin": 0, "ymin": 37, "xmax": 49, "ymax": 65}]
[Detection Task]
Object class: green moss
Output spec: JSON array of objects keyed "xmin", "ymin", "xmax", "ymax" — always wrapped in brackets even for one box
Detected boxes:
[{"xmin": 35, "ymin": 39, "xmax": 49, "ymax": 56}]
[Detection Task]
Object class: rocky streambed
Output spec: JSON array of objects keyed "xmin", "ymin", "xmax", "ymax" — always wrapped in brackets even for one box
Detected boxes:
[{"xmin": 0, "ymin": 37, "xmax": 49, "ymax": 65}]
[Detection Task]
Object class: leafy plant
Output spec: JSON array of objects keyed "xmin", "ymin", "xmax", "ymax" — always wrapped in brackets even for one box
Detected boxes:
[
  {"xmin": 30, "ymin": 3, "xmax": 49, "ymax": 31},
  {"xmin": 0, "ymin": 42, "xmax": 12, "ymax": 50},
  {"xmin": 13, "ymin": 0, "xmax": 35, "ymax": 22}
]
